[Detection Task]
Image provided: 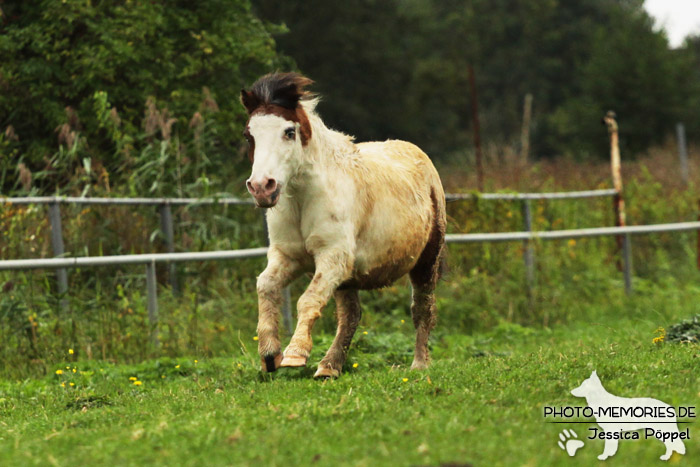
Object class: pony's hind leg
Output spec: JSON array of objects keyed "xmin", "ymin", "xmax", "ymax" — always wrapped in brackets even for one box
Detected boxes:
[
  {"xmin": 408, "ymin": 196, "xmax": 444, "ymax": 370},
  {"xmin": 314, "ymin": 289, "xmax": 362, "ymax": 378},
  {"xmin": 408, "ymin": 283, "xmax": 437, "ymax": 370}
]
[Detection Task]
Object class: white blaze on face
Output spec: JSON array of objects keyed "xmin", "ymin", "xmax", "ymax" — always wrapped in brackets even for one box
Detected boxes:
[{"xmin": 247, "ymin": 114, "xmax": 300, "ymax": 196}]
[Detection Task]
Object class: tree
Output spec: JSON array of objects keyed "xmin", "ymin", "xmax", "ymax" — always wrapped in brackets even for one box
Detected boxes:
[{"xmin": 0, "ymin": 0, "xmax": 290, "ymax": 188}]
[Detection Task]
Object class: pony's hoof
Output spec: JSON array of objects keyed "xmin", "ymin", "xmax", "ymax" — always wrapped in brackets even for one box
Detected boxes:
[
  {"xmin": 261, "ymin": 353, "xmax": 283, "ymax": 372},
  {"xmin": 314, "ymin": 366, "xmax": 340, "ymax": 379},
  {"xmin": 280, "ymin": 354, "xmax": 307, "ymax": 368}
]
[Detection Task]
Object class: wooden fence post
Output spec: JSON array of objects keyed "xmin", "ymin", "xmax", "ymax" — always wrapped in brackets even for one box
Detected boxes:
[
  {"xmin": 468, "ymin": 65, "xmax": 484, "ymax": 192},
  {"xmin": 603, "ymin": 111, "xmax": 628, "ymax": 273},
  {"xmin": 520, "ymin": 93, "xmax": 533, "ymax": 165},
  {"xmin": 677, "ymin": 123, "xmax": 689, "ymax": 186}
]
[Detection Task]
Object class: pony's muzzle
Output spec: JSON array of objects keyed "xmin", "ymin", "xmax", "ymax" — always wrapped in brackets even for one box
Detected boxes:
[{"xmin": 246, "ymin": 177, "xmax": 280, "ymax": 208}]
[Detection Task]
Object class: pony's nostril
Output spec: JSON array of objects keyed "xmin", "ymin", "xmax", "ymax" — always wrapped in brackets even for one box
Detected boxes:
[
  {"xmin": 246, "ymin": 180, "xmax": 254, "ymax": 193},
  {"xmin": 265, "ymin": 178, "xmax": 277, "ymax": 192}
]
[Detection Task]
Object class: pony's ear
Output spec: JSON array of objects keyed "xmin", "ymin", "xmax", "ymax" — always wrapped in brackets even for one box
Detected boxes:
[
  {"xmin": 240, "ymin": 89, "xmax": 260, "ymax": 114},
  {"xmin": 591, "ymin": 370, "xmax": 599, "ymax": 380}
]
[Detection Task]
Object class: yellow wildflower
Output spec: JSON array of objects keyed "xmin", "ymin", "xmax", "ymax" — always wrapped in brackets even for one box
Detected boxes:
[
  {"xmin": 68, "ymin": 348, "xmax": 74, "ymax": 355},
  {"xmin": 60, "ymin": 382, "xmax": 66, "ymax": 388},
  {"xmin": 161, "ymin": 375, "xmax": 166, "ymax": 379},
  {"xmin": 363, "ymin": 331, "xmax": 368, "ymax": 335},
  {"xmin": 253, "ymin": 336, "xmax": 259, "ymax": 341},
  {"xmin": 352, "ymin": 363, "xmax": 358, "ymax": 368},
  {"xmin": 175, "ymin": 364, "xmax": 180, "ymax": 369},
  {"xmin": 402, "ymin": 378, "xmax": 408, "ymax": 383},
  {"xmin": 133, "ymin": 380, "xmax": 142, "ymax": 386},
  {"xmin": 72, "ymin": 368, "xmax": 76, "ymax": 373},
  {"xmin": 69, "ymin": 382, "xmax": 75, "ymax": 387},
  {"xmin": 129, "ymin": 376, "xmax": 138, "ymax": 381},
  {"xmin": 55, "ymin": 369, "xmax": 63, "ymax": 375},
  {"xmin": 194, "ymin": 360, "xmax": 198, "ymax": 364}
]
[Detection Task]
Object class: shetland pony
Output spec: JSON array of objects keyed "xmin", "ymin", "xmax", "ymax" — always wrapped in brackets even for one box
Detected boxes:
[{"xmin": 240, "ymin": 72, "xmax": 446, "ymax": 378}]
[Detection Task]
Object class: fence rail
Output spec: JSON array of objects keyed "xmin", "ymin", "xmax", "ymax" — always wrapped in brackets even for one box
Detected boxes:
[
  {"xmin": 445, "ymin": 222, "xmax": 700, "ymax": 243},
  {"xmin": 2, "ymin": 190, "xmax": 617, "ymax": 206},
  {"xmin": 445, "ymin": 188, "xmax": 617, "ymax": 201},
  {"xmin": 1, "ymin": 196, "xmax": 254, "ymax": 206},
  {"xmin": 0, "ymin": 247, "xmax": 269, "ymax": 271}
]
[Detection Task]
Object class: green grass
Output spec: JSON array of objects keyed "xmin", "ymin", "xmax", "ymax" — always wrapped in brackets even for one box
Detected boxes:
[{"xmin": 1, "ymin": 298, "xmax": 698, "ymax": 466}]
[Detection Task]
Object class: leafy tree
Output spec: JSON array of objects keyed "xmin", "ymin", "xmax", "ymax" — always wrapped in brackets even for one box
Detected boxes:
[
  {"xmin": 255, "ymin": 0, "xmax": 699, "ymax": 160},
  {"xmin": 0, "ymin": 0, "xmax": 290, "ymax": 192}
]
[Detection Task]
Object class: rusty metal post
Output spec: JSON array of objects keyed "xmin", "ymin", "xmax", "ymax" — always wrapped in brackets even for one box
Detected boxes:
[
  {"xmin": 623, "ymin": 233, "xmax": 633, "ymax": 294},
  {"xmin": 146, "ymin": 259, "xmax": 159, "ymax": 348},
  {"xmin": 48, "ymin": 201, "xmax": 69, "ymax": 309},
  {"xmin": 159, "ymin": 203, "xmax": 178, "ymax": 295},
  {"xmin": 468, "ymin": 65, "xmax": 484, "ymax": 192},
  {"xmin": 521, "ymin": 199, "xmax": 535, "ymax": 296},
  {"xmin": 604, "ymin": 111, "xmax": 626, "ymax": 270}
]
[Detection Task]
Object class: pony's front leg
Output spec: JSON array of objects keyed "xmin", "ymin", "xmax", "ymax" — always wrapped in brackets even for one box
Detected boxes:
[
  {"xmin": 257, "ymin": 247, "xmax": 302, "ymax": 372},
  {"xmin": 281, "ymin": 249, "xmax": 352, "ymax": 367}
]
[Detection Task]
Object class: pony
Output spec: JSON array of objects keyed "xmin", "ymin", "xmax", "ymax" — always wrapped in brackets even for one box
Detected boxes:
[{"xmin": 240, "ymin": 72, "xmax": 446, "ymax": 378}]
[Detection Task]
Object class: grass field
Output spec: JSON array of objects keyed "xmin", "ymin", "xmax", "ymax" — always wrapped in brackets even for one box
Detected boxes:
[{"xmin": 1, "ymin": 285, "xmax": 698, "ymax": 466}]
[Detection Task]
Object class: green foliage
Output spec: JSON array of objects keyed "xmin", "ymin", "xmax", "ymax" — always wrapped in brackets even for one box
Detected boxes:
[
  {"xmin": 0, "ymin": 0, "xmax": 291, "ymax": 191},
  {"xmin": 255, "ymin": 0, "xmax": 699, "ymax": 158}
]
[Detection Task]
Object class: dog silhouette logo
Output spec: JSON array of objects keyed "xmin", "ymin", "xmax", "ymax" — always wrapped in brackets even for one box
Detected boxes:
[{"xmin": 571, "ymin": 371, "xmax": 687, "ymax": 461}]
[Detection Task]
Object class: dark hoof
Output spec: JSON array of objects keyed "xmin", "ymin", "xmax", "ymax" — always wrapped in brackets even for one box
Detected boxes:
[{"xmin": 261, "ymin": 353, "xmax": 283, "ymax": 372}]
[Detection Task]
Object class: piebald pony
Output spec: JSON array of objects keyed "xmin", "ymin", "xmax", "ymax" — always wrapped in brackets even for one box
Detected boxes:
[{"xmin": 241, "ymin": 73, "xmax": 446, "ymax": 378}]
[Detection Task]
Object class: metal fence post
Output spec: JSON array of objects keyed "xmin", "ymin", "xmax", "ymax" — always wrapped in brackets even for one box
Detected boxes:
[
  {"xmin": 261, "ymin": 211, "xmax": 293, "ymax": 335},
  {"xmin": 521, "ymin": 199, "xmax": 535, "ymax": 295},
  {"xmin": 622, "ymin": 233, "xmax": 633, "ymax": 294},
  {"xmin": 158, "ymin": 203, "xmax": 178, "ymax": 295},
  {"xmin": 48, "ymin": 201, "xmax": 68, "ymax": 307},
  {"xmin": 145, "ymin": 259, "xmax": 159, "ymax": 347}
]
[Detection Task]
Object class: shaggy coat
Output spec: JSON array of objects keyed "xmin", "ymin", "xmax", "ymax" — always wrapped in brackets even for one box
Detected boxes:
[{"xmin": 241, "ymin": 73, "xmax": 445, "ymax": 377}]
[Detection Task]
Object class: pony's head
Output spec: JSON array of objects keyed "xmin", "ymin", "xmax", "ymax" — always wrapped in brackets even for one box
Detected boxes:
[{"xmin": 240, "ymin": 72, "xmax": 314, "ymax": 208}]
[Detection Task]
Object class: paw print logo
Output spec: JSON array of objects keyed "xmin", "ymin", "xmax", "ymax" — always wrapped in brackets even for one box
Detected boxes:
[{"xmin": 558, "ymin": 428, "xmax": 584, "ymax": 457}]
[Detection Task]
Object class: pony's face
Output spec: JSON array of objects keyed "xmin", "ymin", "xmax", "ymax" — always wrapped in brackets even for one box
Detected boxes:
[
  {"xmin": 240, "ymin": 72, "xmax": 314, "ymax": 208},
  {"xmin": 244, "ymin": 113, "xmax": 303, "ymax": 208}
]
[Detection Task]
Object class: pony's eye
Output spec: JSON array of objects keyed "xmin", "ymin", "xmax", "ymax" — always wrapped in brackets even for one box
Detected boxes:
[{"xmin": 284, "ymin": 127, "xmax": 296, "ymax": 140}]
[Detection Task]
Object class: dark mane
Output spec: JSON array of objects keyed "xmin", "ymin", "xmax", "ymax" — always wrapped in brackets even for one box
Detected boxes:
[{"xmin": 241, "ymin": 72, "xmax": 314, "ymax": 114}]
